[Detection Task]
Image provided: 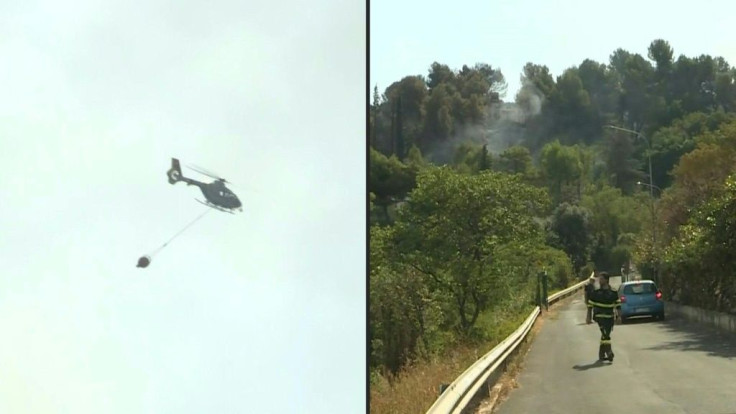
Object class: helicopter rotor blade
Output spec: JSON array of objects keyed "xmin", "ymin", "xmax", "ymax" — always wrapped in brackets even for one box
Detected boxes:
[
  {"xmin": 186, "ymin": 164, "xmax": 230, "ymax": 183},
  {"xmin": 186, "ymin": 164, "xmax": 219, "ymax": 178}
]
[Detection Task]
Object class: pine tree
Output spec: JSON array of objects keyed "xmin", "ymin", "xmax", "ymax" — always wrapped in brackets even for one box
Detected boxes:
[
  {"xmin": 371, "ymin": 85, "xmax": 379, "ymax": 147},
  {"xmin": 396, "ymin": 96, "xmax": 405, "ymax": 161},
  {"xmin": 480, "ymin": 144, "xmax": 489, "ymax": 171}
]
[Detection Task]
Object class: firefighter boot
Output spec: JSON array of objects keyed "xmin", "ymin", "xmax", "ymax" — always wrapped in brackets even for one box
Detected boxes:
[
  {"xmin": 598, "ymin": 344, "xmax": 606, "ymax": 361},
  {"xmin": 601, "ymin": 344, "xmax": 613, "ymax": 361}
]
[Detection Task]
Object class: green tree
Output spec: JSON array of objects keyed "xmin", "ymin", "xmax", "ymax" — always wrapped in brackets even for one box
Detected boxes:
[
  {"xmin": 644, "ymin": 120, "xmax": 736, "ymax": 291},
  {"xmin": 604, "ymin": 130, "xmax": 644, "ymax": 195},
  {"xmin": 540, "ymin": 140, "xmax": 583, "ymax": 203},
  {"xmin": 370, "ymin": 225, "xmax": 441, "ymax": 375},
  {"xmin": 609, "ymin": 48, "xmax": 632, "ymax": 75},
  {"xmin": 450, "ymin": 142, "xmax": 489, "ymax": 175},
  {"xmin": 499, "ymin": 145, "xmax": 532, "ymax": 175},
  {"xmin": 649, "ymin": 111, "xmax": 735, "ymax": 189},
  {"xmin": 618, "ymin": 53, "xmax": 659, "ymax": 130},
  {"xmin": 575, "ymin": 144, "xmax": 596, "ymax": 198},
  {"xmin": 395, "ymin": 96, "xmax": 405, "ymax": 160},
  {"xmin": 427, "ymin": 62, "xmax": 456, "ymax": 90},
  {"xmin": 515, "ymin": 63, "xmax": 557, "ymax": 144},
  {"xmin": 658, "ymin": 129, "xmax": 736, "ymax": 237},
  {"xmin": 391, "ymin": 166, "xmax": 548, "ymax": 333},
  {"xmin": 472, "ymin": 62, "xmax": 508, "ymax": 98},
  {"xmin": 713, "ymin": 64, "xmax": 736, "ymax": 112},
  {"xmin": 662, "ymin": 174, "xmax": 736, "ymax": 311},
  {"xmin": 384, "ymin": 76, "xmax": 429, "ymax": 152},
  {"xmin": 648, "ymin": 39, "xmax": 674, "ymax": 75},
  {"xmin": 582, "ymin": 185, "xmax": 645, "ymax": 247},
  {"xmin": 534, "ymin": 246, "xmax": 576, "ymax": 288},
  {"xmin": 520, "ymin": 62, "xmax": 557, "ymax": 99},
  {"xmin": 384, "ymin": 76, "xmax": 428, "ymax": 124},
  {"xmin": 422, "ymin": 83, "xmax": 456, "ymax": 146},
  {"xmin": 668, "ymin": 54, "xmax": 728, "ymax": 116},
  {"xmin": 548, "ymin": 68, "xmax": 597, "ymax": 144},
  {"xmin": 371, "ymin": 85, "xmax": 380, "ymax": 148},
  {"xmin": 369, "ymin": 147, "xmax": 416, "ymax": 224},
  {"xmin": 577, "ymin": 58, "xmax": 620, "ymax": 121},
  {"xmin": 546, "ymin": 202, "xmax": 594, "ymax": 272},
  {"xmin": 405, "ymin": 144, "xmax": 429, "ymax": 172},
  {"xmin": 582, "ymin": 184, "xmax": 647, "ymax": 272},
  {"xmin": 479, "ymin": 144, "xmax": 489, "ymax": 171}
]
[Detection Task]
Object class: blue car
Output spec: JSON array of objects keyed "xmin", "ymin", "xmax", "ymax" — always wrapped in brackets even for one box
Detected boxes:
[{"xmin": 617, "ymin": 280, "xmax": 665, "ymax": 323}]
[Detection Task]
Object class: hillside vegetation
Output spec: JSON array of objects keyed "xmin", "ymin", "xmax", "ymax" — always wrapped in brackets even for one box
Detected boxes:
[{"xmin": 369, "ymin": 39, "xmax": 736, "ymax": 412}]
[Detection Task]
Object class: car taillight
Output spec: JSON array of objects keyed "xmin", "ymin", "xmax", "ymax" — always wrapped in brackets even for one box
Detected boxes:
[
  {"xmin": 620, "ymin": 295, "xmax": 626, "ymax": 303},
  {"xmin": 656, "ymin": 291, "xmax": 662, "ymax": 300}
]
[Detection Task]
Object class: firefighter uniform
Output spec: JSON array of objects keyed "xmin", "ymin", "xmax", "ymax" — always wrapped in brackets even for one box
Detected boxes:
[
  {"xmin": 584, "ymin": 280, "xmax": 595, "ymax": 303},
  {"xmin": 587, "ymin": 286, "xmax": 621, "ymax": 361}
]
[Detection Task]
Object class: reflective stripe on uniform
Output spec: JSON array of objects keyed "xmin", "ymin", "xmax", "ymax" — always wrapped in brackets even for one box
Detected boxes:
[{"xmin": 588, "ymin": 300, "xmax": 618, "ymax": 308}]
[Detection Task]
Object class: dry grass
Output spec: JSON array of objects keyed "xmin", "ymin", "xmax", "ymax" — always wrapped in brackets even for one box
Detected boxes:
[
  {"xmin": 369, "ymin": 309, "xmax": 531, "ymax": 414},
  {"xmin": 370, "ymin": 343, "xmax": 494, "ymax": 414},
  {"xmin": 369, "ymin": 291, "xmax": 581, "ymax": 414}
]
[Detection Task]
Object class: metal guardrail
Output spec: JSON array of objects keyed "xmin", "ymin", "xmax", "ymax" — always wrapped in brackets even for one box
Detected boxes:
[
  {"xmin": 549, "ymin": 278, "xmax": 588, "ymax": 304},
  {"xmin": 425, "ymin": 274, "xmax": 591, "ymax": 414},
  {"xmin": 425, "ymin": 307, "xmax": 540, "ymax": 413}
]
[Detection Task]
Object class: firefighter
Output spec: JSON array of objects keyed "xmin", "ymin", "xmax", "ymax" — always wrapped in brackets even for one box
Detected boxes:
[
  {"xmin": 584, "ymin": 274, "xmax": 596, "ymax": 322},
  {"xmin": 586, "ymin": 271, "xmax": 621, "ymax": 362}
]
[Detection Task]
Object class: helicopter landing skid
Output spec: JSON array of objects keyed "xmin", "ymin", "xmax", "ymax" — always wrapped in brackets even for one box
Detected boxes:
[{"xmin": 195, "ymin": 199, "xmax": 237, "ymax": 214}]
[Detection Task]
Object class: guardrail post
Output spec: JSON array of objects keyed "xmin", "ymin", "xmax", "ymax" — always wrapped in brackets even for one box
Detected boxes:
[
  {"xmin": 542, "ymin": 272, "xmax": 549, "ymax": 310},
  {"xmin": 536, "ymin": 272, "xmax": 542, "ymax": 310}
]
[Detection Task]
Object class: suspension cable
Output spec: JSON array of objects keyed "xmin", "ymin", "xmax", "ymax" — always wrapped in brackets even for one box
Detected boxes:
[{"xmin": 148, "ymin": 208, "xmax": 212, "ymax": 258}]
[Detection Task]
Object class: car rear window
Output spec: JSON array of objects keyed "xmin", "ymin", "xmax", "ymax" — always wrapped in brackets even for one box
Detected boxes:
[{"xmin": 623, "ymin": 283, "xmax": 657, "ymax": 295}]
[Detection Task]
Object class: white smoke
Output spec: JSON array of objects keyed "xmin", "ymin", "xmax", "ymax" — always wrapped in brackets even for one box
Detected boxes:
[
  {"xmin": 528, "ymin": 89, "xmax": 542, "ymax": 116},
  {"xmin": 516, "ymin": 75, "xmax": 545, "ymax": 118},
  {"xmin": 425, "ymin": 118, "xmax": 526, "ymax": 165},
  {"xmin": 423, "ymin": 76, "xmax": 545, "ymax": 164}
]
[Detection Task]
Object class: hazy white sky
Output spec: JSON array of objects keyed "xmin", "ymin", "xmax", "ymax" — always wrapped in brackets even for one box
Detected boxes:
[
  {"xmin": 370, "ymin": 0, "xmax": 736, "ymax": 101},
  {"xmin": 0, "ymin": 0, "xmax": 365, "ymax": 412}
]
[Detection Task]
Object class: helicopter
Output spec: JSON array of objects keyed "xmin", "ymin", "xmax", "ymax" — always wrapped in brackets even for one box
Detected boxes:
[{"xmin": 166, "ymin": 158, "xmax": 243, "ymax": 214}]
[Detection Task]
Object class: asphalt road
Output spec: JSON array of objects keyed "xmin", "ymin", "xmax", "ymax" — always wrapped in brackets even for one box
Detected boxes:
[{"xmin": 494, "ymin": 292, "xmax": 736, "ymax": 414}]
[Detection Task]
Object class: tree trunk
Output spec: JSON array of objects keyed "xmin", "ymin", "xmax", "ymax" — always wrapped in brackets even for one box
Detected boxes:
[
  {"xmin": 413, "ymin": 297, "xmax": 430, "ymax": 358},
  {"xmin": 456, "ymin": 289, "xmax": 470, "ymax": 333},
  {"xmin": 381, "ymin": 203, "xmax": 391, "ymax": 224},
  {"xmin": 469, "ymin": 291, "xmax": 481, "ymax": 328},
  {"xmin": 390, "ymin": 104, "xmax": 395, "ymax": 156}
]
